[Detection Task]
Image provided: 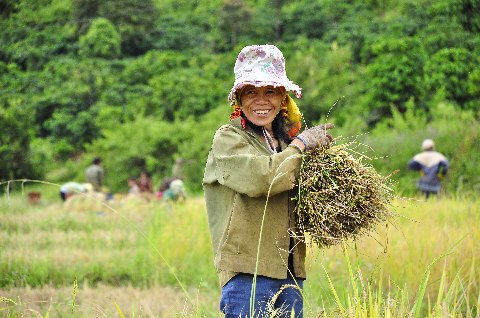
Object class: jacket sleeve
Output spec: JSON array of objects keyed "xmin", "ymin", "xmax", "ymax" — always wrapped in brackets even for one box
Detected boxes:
[
  {"xmin": 408, "ymin": 159, "xmax": 422, "ymax": 171},
  {"xmin": 211, "ymin": 126, "xmax": 302, "ymax": 198},
  {"xmin": 438, "ymin": 160, "xmax": 449, "ymax": 176}
]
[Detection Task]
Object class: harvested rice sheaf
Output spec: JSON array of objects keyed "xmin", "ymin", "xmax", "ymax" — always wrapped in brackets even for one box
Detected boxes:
[{"xmin": 295, "ymin": 143, "xmax": 396, "ymax": 248}]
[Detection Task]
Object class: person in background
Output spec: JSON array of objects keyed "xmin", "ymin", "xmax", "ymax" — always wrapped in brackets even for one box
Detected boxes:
[
  {"xmin": 172, "ymin": 158, "xmax": 185, "ymax": 180},
  {"xmin": 127, "ymin": 177, "xmax": 140, "ymax": 196},
  {"xmin": 59, "ymin": 182, "xmax": 90, "ymax": 201},
  {"xmin": 85, "ymin": 157, "xmax": 104, "ymax": 192},
  {"xmin": 156, "ymin": 177, "xmax": 186, "ymax": 202},
  {"xmin": 137, "ymin": 171, "xmax": 153, "ymax": 193},
  {"xmin": 156, "ymin": 177, "xmax": 173, "ymax": 200},
  {"xmin": 203, "ymin": 44, "xmax": 334, "ymax": 317},
  {"xmin": 166, "ymin": 178, "xmax": 187, "ymax": 202},
  {"xmin": 408, "ymin": 139, "xmax": 449, "ymax": 199}
]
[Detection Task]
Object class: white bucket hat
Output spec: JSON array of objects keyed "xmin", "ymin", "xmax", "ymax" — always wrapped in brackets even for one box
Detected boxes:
[
  {"xmin": 228, "ymin": 44, "xmax": 302, "ymax": 105},
  {"xmin": 421, "ymin": 139, "xmax": 435, "ymax": 150}
]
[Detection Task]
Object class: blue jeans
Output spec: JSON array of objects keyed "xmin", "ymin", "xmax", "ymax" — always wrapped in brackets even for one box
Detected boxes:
[{"xmin": 220, "ymin": 273, "xmax": 304, "ymax": 318}]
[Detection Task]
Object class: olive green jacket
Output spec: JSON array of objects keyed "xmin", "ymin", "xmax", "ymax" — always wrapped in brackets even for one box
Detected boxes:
[{"xmin": 203, "ymin": 118, "xmax": 306, "ymax": 287}]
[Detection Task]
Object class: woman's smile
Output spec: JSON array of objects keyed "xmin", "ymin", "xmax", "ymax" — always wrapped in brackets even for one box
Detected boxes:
[
  {"xmin": 253, "ymin": 109, "xmax": 272, "ymax": 116},
  {"xmin": 240, "ymin": 85, "xmax": 283, "ymax": 129}
]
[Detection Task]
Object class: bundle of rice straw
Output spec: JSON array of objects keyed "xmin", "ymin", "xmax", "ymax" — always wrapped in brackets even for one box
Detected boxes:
[{"xmin": 295, "ymin": 142, "xmax": 396, "ymax": 248}]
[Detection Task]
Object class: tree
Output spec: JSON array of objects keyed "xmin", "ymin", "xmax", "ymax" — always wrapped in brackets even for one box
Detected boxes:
[
  {"xmin": 98, "ymin": 0, "xmax": 158, "ymax": 56},
  {"xmin": 0, "ymin": 0, "xmax": 17, "ymax": 18},
  {"xmin": 285, "ymin": 39, "xmax": 357, "ymax": 125},
  {"xmin": 323, "ymin": 4, "xmax": 377, "ymax": 63},
  {"xmin": 79, "ymin": 18, "xmax": 120, "ymax": 58},
  {"xmin": 43, "ymin": 109, "xmax": 99, "ymax": 158},
  {"xmin": 0, "ymin": 0, "xmax": 73, "ymax": 70},
  {"xmin": 365, "ymin": 37, "xmax": 427, "ymax": 125},
  {"xmin": 72, "ymin": 0, "xmax": 99, "ymax": 33},
  {"xmin": 248, "ymin": 0, "xmax": 288, "ymax": 41},
  {"xmin": 0, "ymin": 102, "xmax": 36, "ymax": 181},
  {"xmin": 416, "ymin": 16, "xmax": 468, "ymax": 55},
  {"xmin": 27, "ymin": 57, "xmax": 117, "ymax": 158},
  {"xmin": 424, "ymin": 48, "xmax": 479, "ymax": 108},
  {"xmin": 153, "ymin": 0, "xmax": 218, "ymax": 51},
  {"xmin": 150, "ymin": 67, "xmax": 227, "ymax": 121},
  {"xmin": 85, "ymin": 117, "xmax": 185, "ymax": 192},
  {"xmin": 450, "ymin": 0, "xmax": 480, "ymax": 32},
  {"xmin": 218, "ymin": 0, "xmax": 252, "ymax": 50},
  {"xmin": 282, "ymin": 1, "xmax": 328, "ymax": 41},
  {"xmin": 73, "ymin": 0, "xmax": 158, "ymax": 56}
]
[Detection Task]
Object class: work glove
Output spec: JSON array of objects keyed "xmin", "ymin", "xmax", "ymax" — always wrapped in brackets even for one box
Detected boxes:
[{"xmin": 295, "ymin": 123, "xmax": 335, "ymax": 151}]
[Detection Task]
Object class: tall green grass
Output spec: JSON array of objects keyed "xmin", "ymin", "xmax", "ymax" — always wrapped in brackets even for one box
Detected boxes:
[
  {"xmin": 0, "ymin": 187, "xmax": 479, "ymax": 317},
  {"xmin": 302, "ymin": 197, "xmax": 479, "ymax": 317}
]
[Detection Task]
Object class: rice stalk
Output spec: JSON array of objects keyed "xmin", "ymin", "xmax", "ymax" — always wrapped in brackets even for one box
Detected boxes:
[{"xmin": 295, "ymin": 142, "xmax": 397, "ymax": 248}]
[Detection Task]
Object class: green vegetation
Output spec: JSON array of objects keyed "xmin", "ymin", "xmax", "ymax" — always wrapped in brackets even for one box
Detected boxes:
[
  {"xmin": 1, "ymin": 0, "xmax": 479, "ymax": 195},
  {"xmin": 0, "ymin": 192, "xmax": 478, "ymax": 316},
  {"xmin": 1, "ymin": 1, "xmax": 479, "ymax": 316}
]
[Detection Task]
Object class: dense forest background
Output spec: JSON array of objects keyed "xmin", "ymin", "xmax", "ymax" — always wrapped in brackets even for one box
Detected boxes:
[{"xmin": 1, "ymin": 0, "xmax": 479, "ymax": 195}]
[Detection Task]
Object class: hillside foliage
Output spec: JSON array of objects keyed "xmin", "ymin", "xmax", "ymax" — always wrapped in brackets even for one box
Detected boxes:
[{"xmin": 1, "ymin": 0, "xmax": 479, "ymax": 194}]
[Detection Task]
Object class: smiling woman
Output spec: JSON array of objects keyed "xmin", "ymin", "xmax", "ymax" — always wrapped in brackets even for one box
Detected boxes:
[
  {"xmin": 203, "ymin": 44, "xmax": 334, "ymax": 317},
  {"xmin": 239, "ymin": 85, "xmax": 283, "ymax": 136}
]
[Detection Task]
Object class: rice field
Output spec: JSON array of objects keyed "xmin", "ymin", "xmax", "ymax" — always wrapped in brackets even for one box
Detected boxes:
[{"xmin": 0, "ymin": 187, "xmax": 479, "ymax": 317}]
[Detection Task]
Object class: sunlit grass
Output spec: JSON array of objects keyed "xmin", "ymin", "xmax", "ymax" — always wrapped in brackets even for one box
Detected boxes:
[
  {"xmin": 0, "ymin": 187, "xmax": 478, "ymax": 317},
  {"xmin": 303, "ymin": 197, "xmax": 480, "ymax": 317}
]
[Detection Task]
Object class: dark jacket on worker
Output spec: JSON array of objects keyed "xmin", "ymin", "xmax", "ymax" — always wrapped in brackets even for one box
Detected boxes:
[{"xmin": 408, "ymin": 150, "xmax": 449, "ymax": 193}]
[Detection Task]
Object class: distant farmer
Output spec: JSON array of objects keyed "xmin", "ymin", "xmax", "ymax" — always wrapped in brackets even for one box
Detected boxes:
[
  {"xmin": 137, "ymin": 171, "xmax": 153, "ymax": 193},
  {"xmin": 157, "ymin": 177, "xmax": 186, "ymax": 202},
  {"xmin": 156, "ymin": 177, "xmax": 173, "ymax": 200},
  {"xmin": 408, "ymin": 139, "xmax": 449, "ymax": 199},
  {"xmin": 127, "ymin": 177, "xmax": 140, "ymax": 196},
  {"xmin": 59, "ymin": 182, "xmax": 90, "ymax": 201},
  {"xmin": 167, "ymin": 178, "xmax": 186, "ymax": 201},
  {"xmin": 203, "ymin": 44, "xmax": 334, "ymax": 317},
  {"xmin": 171, "ymin": 158, "xmax": 185, "ymax": 180},
  {"xmin": 85, "ymin": 157, "xmax": 104, "ymax": 192}
]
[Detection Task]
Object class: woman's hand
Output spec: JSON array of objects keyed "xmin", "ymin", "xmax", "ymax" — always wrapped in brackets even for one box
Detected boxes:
[{"xmin": 294, "ymin": 123, "xmax": 335, "ymax": 151}]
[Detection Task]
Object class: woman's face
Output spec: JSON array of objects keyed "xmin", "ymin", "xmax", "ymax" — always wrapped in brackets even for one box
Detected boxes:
[{"xmin": 239, "ymin": 85, "xmax": 284, "ymax": 129}]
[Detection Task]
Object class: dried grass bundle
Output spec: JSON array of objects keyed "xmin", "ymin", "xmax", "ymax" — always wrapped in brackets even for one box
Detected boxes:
[{"xmin": 295, "ymin": 142, "xmax": 396, "ymax": 248}]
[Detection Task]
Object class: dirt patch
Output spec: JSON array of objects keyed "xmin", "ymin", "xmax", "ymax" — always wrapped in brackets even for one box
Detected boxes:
[{"xmin": 1, "ymin": 284, "xmax": 218, "ymax": 317}]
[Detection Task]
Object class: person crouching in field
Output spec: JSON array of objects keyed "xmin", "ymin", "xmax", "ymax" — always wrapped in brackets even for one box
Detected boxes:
[
  {"xmin": 203, "ymin": 44, "xmax": 334, "ymax": 317},
  {"xmin": 156, "ymin": 177, "xmax": 186, "ymax": 202},
  {"xmin": 137, "ymin": 171, "xmax": 153, "ymax": 194},
  {"xmin": 128, "ymin": 177, "xmax": 140, "ymax": 196},
  {"xmin": 59, "ymin": 182, "xmax": 91, "ymax": 201},
  {"xmin": 408, "ymin": 139, "xmax": 449, "ymax": 199}
]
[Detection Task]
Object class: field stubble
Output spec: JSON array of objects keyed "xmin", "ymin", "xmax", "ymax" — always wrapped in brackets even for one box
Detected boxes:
[{"xmin": 0, "ymin": 190, "xmax": 479, "ymax": 317}]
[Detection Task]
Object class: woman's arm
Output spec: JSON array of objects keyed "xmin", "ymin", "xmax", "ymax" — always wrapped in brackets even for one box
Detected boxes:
[{"xmin": 211, "ymin": 127, "xmax": 302, "ymax": 197}]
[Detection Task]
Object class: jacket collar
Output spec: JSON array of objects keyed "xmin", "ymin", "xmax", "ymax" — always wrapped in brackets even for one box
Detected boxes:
[
  {"xmin": 230, "ymin": 117, "xmax": 256, "ymax": 136},
  {"xmin": 229, "ymin": 117, "xmax": 287, "ymax": 151}
]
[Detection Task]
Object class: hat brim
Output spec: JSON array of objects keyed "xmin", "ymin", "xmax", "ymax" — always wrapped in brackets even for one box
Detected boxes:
[{"xmin": 228, "ymin": 80, "xmax": 302, "ymax": 105}]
